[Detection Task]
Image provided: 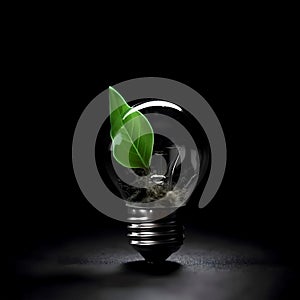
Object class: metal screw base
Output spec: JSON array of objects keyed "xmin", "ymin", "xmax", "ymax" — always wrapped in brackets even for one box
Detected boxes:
[{"xmin": 127, "ymin": 215, "xmax": 185, "ymax": 263}]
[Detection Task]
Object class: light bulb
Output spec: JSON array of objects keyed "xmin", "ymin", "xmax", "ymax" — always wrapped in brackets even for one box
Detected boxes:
[{"xmin": 96, "ymin": 98, "xmax": 211, "ymax": 263}]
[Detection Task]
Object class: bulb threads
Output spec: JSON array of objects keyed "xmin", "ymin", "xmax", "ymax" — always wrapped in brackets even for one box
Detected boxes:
[{"xmin": 127, "ymin": 213, "xmax": 184, "ymax": 263}]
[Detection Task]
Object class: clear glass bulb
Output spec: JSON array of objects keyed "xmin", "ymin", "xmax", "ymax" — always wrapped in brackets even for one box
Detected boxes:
[{"xmin": 96, "ymin": 98, "xmax": 211, "ymax": 263}]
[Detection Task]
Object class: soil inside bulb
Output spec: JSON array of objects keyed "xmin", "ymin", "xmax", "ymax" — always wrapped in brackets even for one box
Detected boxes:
[{"xmin": 122, "ymin": 169, "xmax": 188, "ymax": 208}]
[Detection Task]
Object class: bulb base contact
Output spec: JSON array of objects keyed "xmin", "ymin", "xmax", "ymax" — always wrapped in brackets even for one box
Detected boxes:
[{"xmin": 127, "ymin": 210, "xmax": 184, "ymax": 263}]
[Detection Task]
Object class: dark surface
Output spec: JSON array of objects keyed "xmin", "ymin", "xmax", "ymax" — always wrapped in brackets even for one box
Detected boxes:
[{"xmin": 15, "ymin": 229, "xmax": 296, "ymax": 300}]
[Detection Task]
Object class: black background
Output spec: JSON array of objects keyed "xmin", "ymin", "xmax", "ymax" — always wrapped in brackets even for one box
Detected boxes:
[
  {"xmin": 8, "ymin": 13, "xmax": 298, "ymax": 298},
  {"xmin": 12, "ymin": 22, "xmax": 296, "ymax": 266}
]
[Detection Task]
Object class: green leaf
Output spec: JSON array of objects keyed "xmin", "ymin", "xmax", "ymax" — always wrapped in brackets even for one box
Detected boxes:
[{"xmin": 109, "ymin": 86, "xmax": 154, "ymax": 169}]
